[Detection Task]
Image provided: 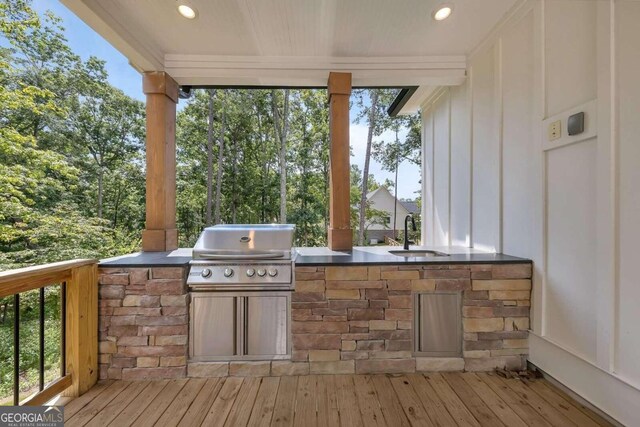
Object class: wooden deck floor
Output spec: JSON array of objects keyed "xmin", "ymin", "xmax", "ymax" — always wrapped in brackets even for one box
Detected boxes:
[{"xmin": 61, "ymin": 373, "xmax": 613, "ymax": 427}]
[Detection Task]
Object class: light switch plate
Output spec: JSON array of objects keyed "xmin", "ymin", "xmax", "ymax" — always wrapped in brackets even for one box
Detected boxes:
[{"xmin": 548, "ymin": 120, "xmax": 561, "ymax": 141}]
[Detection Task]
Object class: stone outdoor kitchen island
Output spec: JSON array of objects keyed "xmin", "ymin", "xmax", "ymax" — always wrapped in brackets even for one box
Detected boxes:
[{"xmin": 97, "ymin": 249, "xmax": 531, "ymax": 379}]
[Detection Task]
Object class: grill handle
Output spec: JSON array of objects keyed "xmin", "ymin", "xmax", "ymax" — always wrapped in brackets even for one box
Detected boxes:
[{"xmin": 197, "ymin": 252, "xmax": 285, "ymax": 260}]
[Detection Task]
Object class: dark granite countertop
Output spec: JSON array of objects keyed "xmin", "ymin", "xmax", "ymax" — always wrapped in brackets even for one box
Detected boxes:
[
  {"xmin": 293, "ymin": 246, "xmax": 531, "ymax": 266},
  {"xmin": 99, "ymin": 246, "xmax": 531, "ymax": 267},
  {"xmin": 99, "ymin": 249, "xmax": 192, "ymax": 268}
]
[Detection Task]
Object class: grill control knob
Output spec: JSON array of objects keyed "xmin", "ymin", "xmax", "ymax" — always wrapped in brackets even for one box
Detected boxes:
[
  {"xmin": 246, "ymin": 268, "xmax": 256, "ymax": 277},
  {"xmin": 268, "ymin": 268, "xmax": 278, "ymax": 277},
  {"xmin": 223, "ymin": 268, "xmax": 234, "ymax": 278},
  {"xmin": 201, "ymin": 268, "xmax": 212, "ymax": 278},
  {"xmin": 257, "ymin": 268, "xmax": 267, "ymax": 277}
]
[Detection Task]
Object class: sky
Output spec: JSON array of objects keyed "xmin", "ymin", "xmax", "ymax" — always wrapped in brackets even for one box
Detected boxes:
[{"xmin": 32, "ymin": 0, "xmax": 422, "ymax": 200}]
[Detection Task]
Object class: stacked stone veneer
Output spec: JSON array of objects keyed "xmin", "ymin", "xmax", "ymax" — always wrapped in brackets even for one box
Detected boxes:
[
  {"xmin": 98, "ymin": 267, "xmax": 189, "ymax": 380},
  {"xmin": 98, "ymin": 262, "xmax": 531, "ymax": 379},
  {"xmin": 287, "ymin": 263, "xmax": 532, "ymax": 375}
]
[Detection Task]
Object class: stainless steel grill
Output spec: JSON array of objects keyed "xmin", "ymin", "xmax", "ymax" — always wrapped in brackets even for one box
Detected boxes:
[
  {"xmin": 188, "ymin": 224, "xmax": 295, "ymax": 291},
  {"xmin": 192, "ymin": 224, "xmax": 295, "ymax": 260},
  {"xmin": 188, "ymin": 224, "xmax": 295, "ymax": 362}
]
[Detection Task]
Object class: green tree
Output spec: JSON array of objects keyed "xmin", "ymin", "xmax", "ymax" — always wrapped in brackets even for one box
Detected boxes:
[
  {"xmin": 287, "ymin": 90, "xmax": 330, "ymax": 246},
  {"xmin": 0, "ymin": 0, "xmax": 82, "ymax": 142},
  {"xmin": 353, "ymin": 89, "xmax": 398, "ymax": 245},
  {"xmin": 64, "ymin": 59, "xmax": 145, "ymax": 220},
  {"xmin": 0, "ymin": 0, "xmax": 143, "ymax": 269}
]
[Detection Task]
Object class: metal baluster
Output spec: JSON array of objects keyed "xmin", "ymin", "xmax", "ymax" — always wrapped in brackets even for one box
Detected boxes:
[
  {"xmin": 13, "ymin": 294, "xmax": 20, "ymax": 406},
  {"xmin": 61, "ymin": 283, "xmax": 66, "ymax": 377},
  {"xmin": 39, "ymin": 287, "xmax": 45, "ymax": 391}
]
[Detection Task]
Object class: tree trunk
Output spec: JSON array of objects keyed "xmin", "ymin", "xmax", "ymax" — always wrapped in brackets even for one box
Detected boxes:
[
  {"xmin": 206, "ymin": 89, "xmax": 215, "ymax": 225},
  {"xmin": 271, "ymin": 89, "xmax": 290, "ymax": 224},
  {"xmin": 392, "ymin": 128, "xmax": 399, "ymax": 239},
  {"xmin": 214, "ymin": 96, "xmax": 225, "ymax": 224},
  {"xmin": 358, "ymin": 90, "xmax": 379, "ymax": 245},
  {"xmin": 231, "ymin": 136, "xmax": 238, "ymax": 223},
  {"xmin": 97, "ymin": 167, "xmax": 103, "ymax": 219},
  {"xmin": 113, "ymin": 183, "xmax": 121, "ymax": 228},
  {"xmin": 254, "ymin": 105, "xmax": 266, "ymax": 223}
]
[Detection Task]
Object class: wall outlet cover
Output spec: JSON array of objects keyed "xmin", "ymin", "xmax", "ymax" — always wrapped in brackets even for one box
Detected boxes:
[{"xmin": 568, "ymin": 112, "xmax": 585, "ymax": 136}]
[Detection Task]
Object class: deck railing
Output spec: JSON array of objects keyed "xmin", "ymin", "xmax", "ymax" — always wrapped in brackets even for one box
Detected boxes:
[{"xmin": 0, "ymin": 259, "xmax": 98, "ymax": 405}]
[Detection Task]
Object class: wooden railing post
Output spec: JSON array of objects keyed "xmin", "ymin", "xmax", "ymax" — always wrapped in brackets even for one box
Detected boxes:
[
  {"xmin": 64, "ymin": 263, "xmax": 98, "ymax": 397},
  {"xmin": 327, "ymin": 72, "xmax": 353, "ymax": 251}
]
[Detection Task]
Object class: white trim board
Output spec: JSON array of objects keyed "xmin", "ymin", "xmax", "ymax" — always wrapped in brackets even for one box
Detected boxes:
[
  {"xmin": 164, "ymin": 55, "xmax": 467, "ymax": 87},
  {"xmin": 529, "ymin": 333, "xmax": 638, "ymax": 426}
]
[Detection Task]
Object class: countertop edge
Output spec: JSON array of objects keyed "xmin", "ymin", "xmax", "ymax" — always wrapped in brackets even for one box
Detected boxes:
[
  {"xmin": 293, "ymin": 258, "xmax": 533, "ymax": 267},
  {"xmin": 97, "ymin": 248, "xmax": 532, "ymax": 268}
]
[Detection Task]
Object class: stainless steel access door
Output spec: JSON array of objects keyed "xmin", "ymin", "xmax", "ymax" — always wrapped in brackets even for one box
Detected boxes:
[
  {"xmin": 414, "ymin": 292, "xmax": 462, "ymax": 356},
  {"xmin": 246, "ymin": 295, "xmax": 288, "ymax": 356},
  {"xmin": 190, "ymin": 294, "xmax": 237, "ymax": 358},
  {"xmin": 189, "ymin": 291, "xmax": 290, "ymax": 361}
]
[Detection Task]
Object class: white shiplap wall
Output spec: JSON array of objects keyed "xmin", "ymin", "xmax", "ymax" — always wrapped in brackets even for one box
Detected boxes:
[{"xmin": 420, "ymin": 0, "xmax": 640, "ymax": 424}]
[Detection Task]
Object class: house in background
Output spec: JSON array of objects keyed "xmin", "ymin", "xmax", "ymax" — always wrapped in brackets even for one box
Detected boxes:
[{"xmin": 365, "ymin": 186, "xmax": 419, "ymax": 244}]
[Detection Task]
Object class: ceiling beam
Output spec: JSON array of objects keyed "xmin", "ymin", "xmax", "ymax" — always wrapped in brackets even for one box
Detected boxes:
[{"xmin": 164, "ymin": 55, "xmax": 467, "ymax": 87}]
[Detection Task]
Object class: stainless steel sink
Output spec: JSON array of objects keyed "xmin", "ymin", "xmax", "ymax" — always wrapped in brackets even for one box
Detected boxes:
[{"xmin": 388, "ymin": 250, "xmax": 449, "ymax": 257}]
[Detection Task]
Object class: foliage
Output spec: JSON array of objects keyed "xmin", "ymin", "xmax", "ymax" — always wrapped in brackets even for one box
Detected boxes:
[
  {"xmin": 176, "ymin": 89, "xmax": 333, "ymax": 247},
  {"xmin": 372, "ymin": 115, "xmax": 422, "ymax": 169},
  {"xmin": 0, "ymin": 0, "xmax": 144, "ymax": 271}
]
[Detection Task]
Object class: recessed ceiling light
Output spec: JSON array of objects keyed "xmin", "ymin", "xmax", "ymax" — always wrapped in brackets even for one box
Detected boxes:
[
  {"xmin": 433, "ymin": 5, "xmax": 453, "ymax": 21},
  {"xmin": 177, "ymin": 3, "xmax": 198, "ymax": 19}
]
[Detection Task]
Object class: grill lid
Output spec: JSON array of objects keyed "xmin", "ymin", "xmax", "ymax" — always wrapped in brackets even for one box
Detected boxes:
[{"xmin": 192, "ymin": 224, "xmax": 295, "ymax": 260}]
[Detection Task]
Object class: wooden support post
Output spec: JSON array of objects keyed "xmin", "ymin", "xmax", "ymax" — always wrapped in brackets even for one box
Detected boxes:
[
  {"xmin": 142, "ymin": 71, "xmax": 179, "ymax": 251},
  {"xmin": 64, "ymin": 263, "xmax": 98, "ymax": 397},
  {"xmin": 327, "ymin": 72, "xmax": 353, "ymax": 251}
]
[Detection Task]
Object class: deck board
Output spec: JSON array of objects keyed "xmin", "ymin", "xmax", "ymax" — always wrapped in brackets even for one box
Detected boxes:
[
  {"xmin": 407, "ymin": 373, "xmax": 457, "ymax": 426},
  {"xmin": 247, "ymin": 377, "xmax": 279, "ymax": 427},
  {"xmin": 535, "ymin": 380, "xmax": 614, "ymax": 427},
  {"xmin": 63, "ymin": 380, "xmax": 113, "ymax": 420},
  {"xmin": 441, "ymin": 372, "xmax": 506, "ymax": 427},
  {"xmin": 202, "ymin": 377, "xmax": 244, "ymax": 427},
  {"xmin": 316, "ymin": 375, "xmax": 340, "ymax": 427},
  {"xmin": 389, "ymin": 375, "xmax": 435, "ymax": 427},
  {"xmin": 156, "ymin": 378, "xmax": 208, "ymax": 427},
  {"xmin": 130, "ymin": 378, "xmax": 189, "ymax": 427},
  {"xmin": 271, "ymin": 376, "xmax": 297, "ymax": 426},
  {"xmin": 335, "ymin": 374, "xmax": 364, "ymax": 427},
  {"xmin": 178, "ymin": 378, "xmax": 224, "ymax": 427},
  {"xmin": 371, "ymin": 375, "xmax": 411, "ymax": 427},
  {"xmin": 109, "ymin": 380, "xmax": 168, "ymax": 427},
  {"xmin": 494, "ymin": 374, "xmax": 576, "ymax": 427},
  {"xmin": 294, "ymin": 375, "xmax": 317, "ymax": 427},
  {"xmin": 225, "ymin": 378, "xmax": 262, "ymax": 427},
  {"xmin": 353, "ymin": 375, "xmax": 386, "ymax": 427},
  {"xmin": 425, "ymin": 373, "xmax": 480, "ymax": 427},
  {"xmin": 65, "ymin": 380, "xmax": 131, "ymax": 427},
  {"xmin": 60, "ymin": 372, "xmax": 611, "ymax": 426},
  {"xmin": 476, "ymin": 373, "xmax": 553, "ymax": 427},
  {"xmin": 84, "ymin": 381, "xmax": 150, "ymax": 427}
]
